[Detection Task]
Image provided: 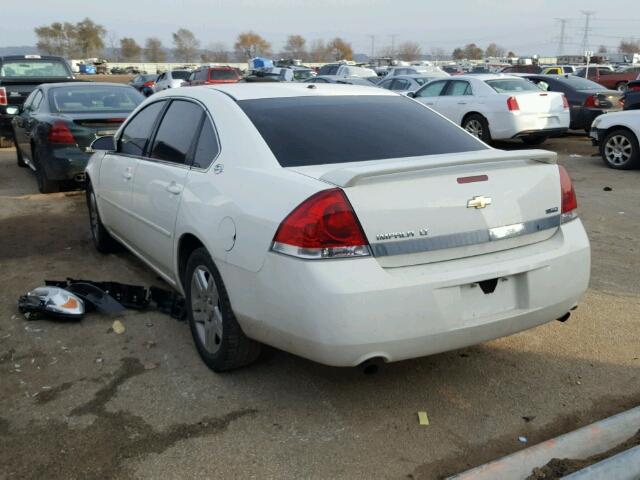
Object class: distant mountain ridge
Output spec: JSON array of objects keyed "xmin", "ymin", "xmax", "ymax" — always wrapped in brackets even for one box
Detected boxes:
[{"xmin": 0, "ymin": 46, "xmax": 40, "ymax": 56}]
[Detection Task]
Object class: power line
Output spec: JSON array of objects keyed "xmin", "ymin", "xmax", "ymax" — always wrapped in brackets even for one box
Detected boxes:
[
  {"xmin": 580, "ymin": 10, "xmax": 596, "ymax": 53},
  {"xmin": 555, "ymin": 18, "xmax": 569, "ymax": 56}
]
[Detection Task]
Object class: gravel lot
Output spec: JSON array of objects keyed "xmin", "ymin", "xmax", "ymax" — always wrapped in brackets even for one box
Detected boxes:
[{"xmin": 0, "ymin": 136, "xmax": 639, "ymax": 479}]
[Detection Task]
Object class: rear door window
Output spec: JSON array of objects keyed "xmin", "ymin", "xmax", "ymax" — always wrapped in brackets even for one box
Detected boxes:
[
  {"xmin": 445, "ymin": 81, "xmax": 472, "ymax": 96},
  {"xmin": 149, "ymin": 100, "xmax": 203, "ymax": 165},
  {"xmin": 238, "ymin": 95, "xmax": 486, "ymax": 167},
  {"xmin": 30, "ymin": 90, "xmax": 44, "ymax": 111},
  {"xmin": 192, "ymin": 118, "xmax": 220, "ymax": 169},
  {"xmin": 119, "ymin": 101, "xmax": 166, "ymax": 156},
  {"xmin": 415, "ymin": 80, "xmax": 448, "ymax": 97}
]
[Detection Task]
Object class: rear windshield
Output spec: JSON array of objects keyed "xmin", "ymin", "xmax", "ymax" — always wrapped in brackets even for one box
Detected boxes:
[
  {"xmin": 486, "ymin": 78, "xmax": 541, "ymax": 93},
  {"xmin": 0, "ymin": 59, "xmax": 71, "ymax": 78},
  {"xmin": 50, "ymin": 86, "xmax": 143, "ymax": 113},
  {"xmin": 293, "ymin": 70, "xmax": 313, "ymax": 81},
  {"xmin": 171, "ymin": 70, "xmax": 191, "ymax": 80},
  {"xmin": 558, "ymin": 75, "xmax": 606, "ymax": 91},
  {"xmin": 239, "ymin": 95, "xmax": 486, "ymax": 167},
  {"xmin": 210, "ymin": 69, "xmax": 237, "ymax": 80}
]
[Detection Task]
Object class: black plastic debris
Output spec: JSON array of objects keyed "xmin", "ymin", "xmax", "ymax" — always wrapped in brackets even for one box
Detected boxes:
[{"xmin": 603, "ymin": 186, "xmax": 613, "ymax": 192}]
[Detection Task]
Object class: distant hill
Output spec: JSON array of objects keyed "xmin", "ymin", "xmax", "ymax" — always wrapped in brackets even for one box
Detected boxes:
[{"xmin": 0, "ymin": 46, "xmax": 40, "ymax": 56}]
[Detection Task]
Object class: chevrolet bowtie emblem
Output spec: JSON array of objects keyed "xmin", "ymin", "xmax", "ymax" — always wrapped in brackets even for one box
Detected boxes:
[{"xmin": 467, "ymin": 195, "xmax": 492, "ymax": 209}]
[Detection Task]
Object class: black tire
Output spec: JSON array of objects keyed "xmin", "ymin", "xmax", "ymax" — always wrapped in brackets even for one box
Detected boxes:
[
  {"xmin": 32, "ymin": 146, "xmax": 59, "ymax": 194},
  {"xmin": 462, "ymin": 114, "xmax": 491, "ymax": 143},
  {"xmin": 185, "ymin": 247, "xmax": 261, "ymax": 372},
  {"xmin": 600, "ymin": 129, "xmax": 640, "ymax": 170},
  {"xmin": 521, "ymin": 136, "xmax": 548, "ymax": 146},
  {"xmin": 14, "ymin": 131, "xmax": 26, "ymax": 168},
  {"xmin": 616, "ymin": 82, "xmax": 628, "ymax": 93},
  {"xmin": 86, "ymin": 183, "xmax": 121, "ymax": 253}
]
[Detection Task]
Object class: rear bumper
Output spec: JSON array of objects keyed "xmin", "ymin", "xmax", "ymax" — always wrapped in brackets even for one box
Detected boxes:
[
  {"xmin": 490, "ymin": 111, "xmax": 570, "ymax": 140},
  {"xmin": 0, "ymin": 114, "xmax": 14, "ymax": 137},
  {"xmin": 41, "ymin": 145, "xmax": 90, "ymax": 181},
  {"xmin": 511, "ymin": 128, "xmax": 567, "ymax": 139},
  {"xmin": 570, "ymin": 107, "xmax": 617, "ymax": 131},
  {"xmin": 226, "ymin": 219, "xmax": 590, "ymax": 367}
]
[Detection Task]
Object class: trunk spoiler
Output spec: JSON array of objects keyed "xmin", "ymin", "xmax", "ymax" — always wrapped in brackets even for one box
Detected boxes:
[{"xmin": 319, "ymin": 149, "xmax": 557, "ymax": 188}]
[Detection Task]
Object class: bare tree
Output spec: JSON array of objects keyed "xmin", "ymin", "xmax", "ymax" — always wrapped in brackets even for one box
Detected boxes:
[
  {"xmin": 145, "ymin": 37, "xmax": 166, "ymax": 62},
  {"xmin": 107, "ymin": 30, "xmax": 119, "ymax": 61},
  {"xmin": 619, "ymin": 39, "xmax": 640, "ymax": 54},
  {"xmin": 74, "ymin": 18, "xmax": 106, "ymax": 57},
  {"xmin": 234, "ymin": 31, "xmax": 271, "ymax": 60},
  {"xmin": 201, "ymin": 42, "xmax": 230, "ymax": 63},
  {"xmin": 172, "ymin": 28, "xmax": 200, "ymax": 62},
  {"xmin": 282, "ymin": 35, "xmax": 307, "ymax": 60},
  {"xmin": 452, "ymin": 48, "xmax": 465, "ymax": 60},
  {"xmin": 308, "ymin": 39, "xmax": 329, "ymax": 62},
  {"xmin": 463, "ymin": 43, "xmax": 483, "ymax": 60},
  {"xmin": 396, "ymin": 41, "xmax": 421, "ymax": 61},
  {"xmin": 597, "ymin": 44, "xmax": 608, "ymax": 54},
  {"xmin": 120, "ymin": 37, "xmax": 142, "ymax": 61},
  {"xmin": 327, "ymin": 37, "xmax": 353, "ymax": 60},
  {"xmin": 485, "ymin": 43, "xmax": 505, "ymax": 58},
  {"xmin": 430, "ymin": 47, "xmax": 446, "ymax": 61}
]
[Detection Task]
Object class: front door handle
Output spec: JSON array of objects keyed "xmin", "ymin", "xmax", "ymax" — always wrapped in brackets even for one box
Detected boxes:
[
  {"xmin": 457, "ymin": 102, "xmax": 467, "ymax": 105},
  {"xmin": 122, "ymin": 167, "xmax": 133, "ymax": 180},
  {"xmin": 166, "ymin": 182, "xmax": 183, "ymax": 195}
]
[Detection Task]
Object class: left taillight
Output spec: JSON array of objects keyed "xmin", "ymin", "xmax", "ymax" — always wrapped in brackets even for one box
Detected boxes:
[
  {"xmin": 0, "ymin": 87, "xmax": 7, "ymax": 106},
  {"xmin": 143, "ymin": 80, "xmax": 155, "ymax": 87},
  {"xmin": 271, "ymin": 188, "xmax": 371, "ymax": 259},
  {"xmin": 559, "ymin": 165, "xmax": 578, "ymax": 223},
  {"xmin": 507, "ymin": 96, "xmax": 520, "ymax": 111},
  {"xmin": 48, "ymin": 121, "xmax": 75, "ymax": 144}
]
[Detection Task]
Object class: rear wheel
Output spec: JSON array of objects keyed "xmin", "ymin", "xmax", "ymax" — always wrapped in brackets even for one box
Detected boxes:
[
  {"xmin": 462, "ymin": 114, "xmax": 491, "ymax": 143},
  {"xmin": 185, "ymin": 247, "xmax": 261, "ymax": 372},
  {"xmin": 86, "ymin": 183, "xmax": 120, "ymax": 252},
  {"xmin": 32, "ymin": 146, "xmax": 59, "ymax": 193},
  {"xmin": 14, "ymin": 132, "xmax": 26, "ymax": 168},
  {"xmin": 521, "ymin": 136, "xmax": 548, "ymax": 146},
  {"xmin": 616, "ymin": 82, "xmax": 628, "ymax": 93},
  {"xmin": 600, "ymin": 129, "xmax": 640, "ymax": 170}
]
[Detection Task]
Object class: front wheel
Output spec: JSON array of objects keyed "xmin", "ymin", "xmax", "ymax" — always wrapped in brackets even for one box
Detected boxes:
[
  {"xmin": 521, "ymin": 136, "xmax": 547, "ymax": 146},
  {"xmin": 185, "ymin": 247, "xmax": 261, "ymax": 372},
  {"xmin": 616, "ymin": 82, "xmax": 628, "ymax": 93},
  {"xmin": 600, "ymin": 129, "xmax": 640, "ymax": 170},
  {"xmin": 462, "ymin": 114, "xmax": 491, "ymax": 143}
]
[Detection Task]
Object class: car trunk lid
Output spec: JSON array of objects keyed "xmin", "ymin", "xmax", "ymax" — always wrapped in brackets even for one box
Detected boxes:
[
  {"xmin": 289, "ymin": 149, "xmax": 562, "ymax": 267},
  {"xmin": 511, "ymin": 91, "xmax": 565, "ymax": 114},
  {"xmin": 57, "ymin": 112, "xmax": 126, "ymax": 149}
]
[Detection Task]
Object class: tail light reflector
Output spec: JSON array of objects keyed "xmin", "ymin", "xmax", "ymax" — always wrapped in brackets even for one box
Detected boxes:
[
  {"xmin": 48, "ymin": 121, "xmax": 75, "ymax": 144},
  {"xmin": 559, "ymin": 165, "xmax": 578, "ymax": 223},
  {"xmin": 562, "ymin": 95, "xmax": 570, "ymax": 109},
  {"xmin": 271, "ymin": 188, "xmax": 371, "ymax": 259},
  {"xmin": 583, "ymin": 95, "xmax": 599, "ymax": 108},
  {"xmin": 0, "ymin": 87, "xmax": 7, "ymax": 106},
  {"xmin": 507, "ymin": 96, "xmax": 520, "ymax": 111},
  {"xmin": 143, "ymin": 80, "xmax": 155, "ymax": 87}
]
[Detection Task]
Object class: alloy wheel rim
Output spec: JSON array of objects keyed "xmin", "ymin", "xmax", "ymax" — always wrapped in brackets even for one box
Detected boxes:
[
  {"xmin": 465, "ymin": 119, "xmax": 483, "ymax": 138},
  {"xmin": 604, "ymin": 135, "xmax": 632, "ymax": 165},
  {"xmin": 190, "ymin": 266, "xmax": 223, "ymax": 354}
]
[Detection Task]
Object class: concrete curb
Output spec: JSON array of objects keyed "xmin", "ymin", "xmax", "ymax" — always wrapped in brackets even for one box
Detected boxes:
[{"xmin": 448, "ymin": 406, "xmax": 640, "ymax": 480}]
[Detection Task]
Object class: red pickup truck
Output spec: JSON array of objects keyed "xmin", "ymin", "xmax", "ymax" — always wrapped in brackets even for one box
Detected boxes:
[{"xmin": 575, "ymin": 66, "xmax": 640, "ymax": 92}]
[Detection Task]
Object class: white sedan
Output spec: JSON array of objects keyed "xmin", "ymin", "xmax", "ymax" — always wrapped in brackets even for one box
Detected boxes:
[
  {"xmin": 590, "ymin": 110, "xmax": 640, "ymax": 169},
  {"xmin": 154, "ymin": 70, "xmax": 191, "ymax": 91},
  {"xmin": 408, "ymin": 74, "xmax": 571, "ymax": 145},
  {"xmin": 86, "ymin": 84, "xmax": 590, "ymax": 371}
]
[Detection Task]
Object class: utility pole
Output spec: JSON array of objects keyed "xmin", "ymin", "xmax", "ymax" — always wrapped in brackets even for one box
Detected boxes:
[
  {"xmin": 555, "ymin": 18, "xmax": 569, "ymax": 56},
  {"xmin": 389, "ymin": 34, "xmax": 399, "ymax": 58},
  {"xmin": 580, "ymin": 10, "xmax": 596, "ymax": 53},
  {"xmin": 367, "ymin": 35, "xmax": 375, "ymax": 59}
]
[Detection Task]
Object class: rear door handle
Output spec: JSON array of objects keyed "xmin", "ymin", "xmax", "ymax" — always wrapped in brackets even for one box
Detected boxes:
[
  {"xmin": 457, "ymin": 102, "xmax": 467, "ymax": 105},
  {"xmin": 122, "ymin": 167, "xmax": 133, "ymax": 180},
  {"xmin": 166, "ymin": 182, "xmax": 183, "ymax": 195}
]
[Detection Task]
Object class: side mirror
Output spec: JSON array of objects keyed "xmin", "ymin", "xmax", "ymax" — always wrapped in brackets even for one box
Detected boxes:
[
  {"xmin": 404, "ymin": 91, "xmax": 415, "ymax": 98},
  {"xmin": 90, "ymin": 135, "xmax": 116, "ymax": 152},
  {"xmin": 6, "ymin": 106, "xmax": 20, "ymax": 115}
]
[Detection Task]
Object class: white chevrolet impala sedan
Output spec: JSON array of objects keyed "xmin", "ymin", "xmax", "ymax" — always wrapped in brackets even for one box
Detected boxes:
[{"xmin": 85, "ymin": 84, "xmax": 590, "ymax": 371}]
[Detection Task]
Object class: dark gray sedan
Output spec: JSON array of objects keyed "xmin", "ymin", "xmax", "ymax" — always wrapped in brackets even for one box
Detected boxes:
[{"xmin": 11, "ymin": 82, "xmax": 143, "ymax": 193}]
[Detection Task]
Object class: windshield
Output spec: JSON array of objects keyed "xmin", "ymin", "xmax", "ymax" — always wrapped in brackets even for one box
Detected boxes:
[
  {"xmin": 293, "ymin": 70, "xmax": 313, "ymax": 80},
  {"xmin": 50, "ymin": 86, "xmax": 144, "ymax": 113},
  {"xmin": 171, "ymin": 71, "xmax": 191, "ymax": 80},
  {"xmin": 0, "ymin": 59, "xmax": 71, "ymax": 78},
  {"xmin": 239, "ymin": 95, "xmax": 486, "ymax": 167},
  {"xmin": 486, "ymin": 78, "xmax": 541, "ymax": 93}
]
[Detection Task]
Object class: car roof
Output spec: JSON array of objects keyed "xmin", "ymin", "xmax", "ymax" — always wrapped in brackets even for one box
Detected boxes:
[
  {"xmin": 205, "ymin": 83, "xmax": 393, "ymax": 100},
  {"xmin": 0, "ymin": 55, "xmax": 66, "ymax": 61},
  {"xmin": 453, "ymin": 73, "xmax": 521, "ymax": 81},
  {"xmin": 39, "ymin": 82, "xmax": 135, "ymax": 90},
  {"xmin": 389, "ymin": 74, "xmax": 441, "ymax": 80}
]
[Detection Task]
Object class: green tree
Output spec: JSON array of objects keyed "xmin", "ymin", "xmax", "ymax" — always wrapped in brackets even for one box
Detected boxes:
[
  {"xmin": 234, "ymin": 31, "xmax": 271, "ymax": 60},
  {"xmin": 327, "ymin": 37, "xmax": 353, "ymax": 60},
  {"xmin": 145, "ymin": 37, "xmax": 166, "ymax": 62},
  {"xmin": 172, "ymin": 28, "xmax": 200, "ymax": 62},
  {"xmin": 120, "ymin": 37, "xmax": 142, "ymax": 61},
  {"xmin": 34, "ymin": 22, "xmax": 77, "ymax": 57}
]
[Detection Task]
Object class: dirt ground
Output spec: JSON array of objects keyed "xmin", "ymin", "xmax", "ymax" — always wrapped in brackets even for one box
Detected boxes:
[
  {"xmin": 78, "ymin": 74, "xmax": 135, "ymax": 84},
  {"xmin": 0, "ymin": 136, "xmax": 639, "ymax": 480}
]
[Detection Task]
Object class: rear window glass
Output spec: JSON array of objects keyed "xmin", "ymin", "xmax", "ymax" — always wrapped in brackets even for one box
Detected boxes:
[
  {"xmin": 171, "ymin": 70, "xmax": 191, "ymax": 80},
  {"xmin": 0, "ymin": 60, "xmax": 71, "ymax": 78},
  {"xmin": 293, "ymin": 70, "xmax": 313, "ymax": 81},
  {"xmin": 50, "ymin": 86, "xmax": 143, "ymax": 113},
  {"xmin": 210, "ymin": 69, "xmax": 238, "ymax": 80},
  {"xmin": 486, "ymin": 79, "xmax": 541, "ymax": 93},
  {"xmin": 239, "ymin": 95, "xmax": 486, "ymax": 167},
  {"xmin": 558, "ymin": 75, "xmax": 606, "ymax": 91}
]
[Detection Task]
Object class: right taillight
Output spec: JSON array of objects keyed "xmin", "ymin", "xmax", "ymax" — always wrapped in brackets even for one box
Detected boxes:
[
  {"xmin": 0, "ymin": 87, "xmax": 7, "ymax": 106},
  {"xmin": 559, "ymin": 165, "xmax": 578, "ymax": 223},
  {"xmin": 507, "ymin": 96, "xmax": 520, "ymax": 111},
  {"xmin": 583, "ymin": 95, "xmax": 598, "ymax": 108},
  {"xmin": 562, "ymin": 94, "xmax": 570, "ymax": 109},
  {"xmin": 271, "ymin": 188, "xmax": 371, "ymax": 259}
]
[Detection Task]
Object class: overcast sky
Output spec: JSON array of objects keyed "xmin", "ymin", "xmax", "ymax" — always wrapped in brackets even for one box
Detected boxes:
[{"xmin": 1, "ymin": 0, "xmax": 638, "ymax": 56}]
